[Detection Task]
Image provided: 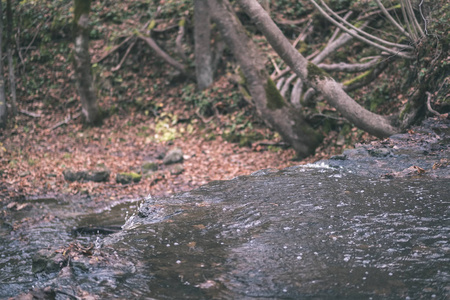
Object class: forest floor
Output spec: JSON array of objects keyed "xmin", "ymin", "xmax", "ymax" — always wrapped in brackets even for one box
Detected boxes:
[{"xmin": 0, "ymin": 80, "xmax": 376, "ymax": 207}]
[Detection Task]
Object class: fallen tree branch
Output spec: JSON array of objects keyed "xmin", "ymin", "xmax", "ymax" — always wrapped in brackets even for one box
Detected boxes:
[
  {"xmin": 238, "ymin": 0, "xmax": 399, "ymax": 138},
  {"xmin": 138, "ymin": 34, "xmax": 192, "ymax": 78},
  {"xmin": 19, "ymin": 109, "xmax": 41, "ymax": 118},
  {"xmin": 318, "ymin": 57, "xmax": 381, "ymax": 73},
  {"xmin": 50, "ymin": 112, "xmax": 81, "ymax": 130},
  {"xmin": 111, "ymin": 38, "xmax": 137, "ymax": 71},
  {"xmin": 309, "ymin": 0, "xmax": 414, "ymax": 58},
  {"xmin": 175, "ymin": 17, "xmax": 188, "ymax": 62},
  {"xmin": 426, "ymin": 92, "xmax": 441, "ymax": 116},
  {"xmin": 374, "ymin": 0, "xmax": 409, "ymax": 37},
  {"xmin": 94, "ymin": 36, "xmax": 133, "ymax": 64}
]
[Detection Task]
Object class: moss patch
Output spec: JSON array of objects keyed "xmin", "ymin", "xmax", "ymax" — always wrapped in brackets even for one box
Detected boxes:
[
  {"xmin": 307, "ymin": 62, "xmax": 330, "ymax": 83},
  {"xmin": 264, "ymin": 78, "xmax": 285, "ymax": 110},
  {"xmin": 116, "ymin": 172, "xmax": 142, "ymax": 184}
]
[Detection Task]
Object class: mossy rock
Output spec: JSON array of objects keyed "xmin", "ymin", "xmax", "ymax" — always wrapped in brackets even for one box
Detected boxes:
[
  {"xmin": 116, "ymin": 172, "xmax": 142, "ymax": 184},
  {"xmin": 63, "ymin": 169, "xmax": 88, "ymax": 182},
  {"xmin": 142, "ymin": 161, "xmax": 159, "ymax": 174},
  {"xmin": 86, "ymin": 169, "xmax": 110, "ymax": 182}
]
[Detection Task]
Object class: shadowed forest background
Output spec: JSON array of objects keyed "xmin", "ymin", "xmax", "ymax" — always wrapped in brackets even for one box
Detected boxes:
[{"xmin": 0, "ymin": 0, "xmax": 448, "ymax": 202}]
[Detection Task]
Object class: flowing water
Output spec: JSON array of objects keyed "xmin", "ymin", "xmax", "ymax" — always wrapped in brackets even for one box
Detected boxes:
[{"xmin": 1, "ymin": 165, "xmax": 448, "ymax": 299}]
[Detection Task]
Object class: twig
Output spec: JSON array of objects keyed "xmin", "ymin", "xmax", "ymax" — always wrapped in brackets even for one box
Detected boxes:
[
  {"xmin": 138, "ymin": 35, "xmax": 192, "ymax": 78},
  {"xmin": 111, "ymin": 38, "xmax": 137, "ymax": 71},
  {"xmin": 328, "ymin": 11, "xmax": 352, "ymax": 44},
  {"xmin": 280, "ymin": 73, "xmax": 296, "ymax": 97},
  {"xmin": 292, "ymin": 19, "xmax": 313, "ymax": 47},
  {"xmin": 94, "ymin": 35, "xmax": 133, "ymax": 64},
  {"xmin": 426, "ymin": 92, "xmax": 441, "ymax": 116},
  {"xmin": 374, "ymin": 0, "xmax": 409, "ymax": 37},
  {"xmin": 309, "ymin": 0, "xmax": 414, "ymax": 58},
  {"xmin": 270, "ymin": 56, "xmax": 281, "ymax": 75},
  {"xmin": 290, "ymin": 78, "xmax": 302, "ymax": 108},
  {"xmin": 318, "ymin": 57, "xmax": 380, "ymax": 73},
  {"xmin": 19, "ymin": 109, "xmax": 41, "ymax": 118},
  {"xmin": 50, "ymin": 112, "xmax": 82, "ymax": 130},
  {"xmin": 175, "ymin": 17, "xmax": 188, "ymax": 62}
]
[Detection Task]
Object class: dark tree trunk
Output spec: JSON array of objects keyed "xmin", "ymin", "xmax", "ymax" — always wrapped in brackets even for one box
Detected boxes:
[
  {"xmin": 194, "ymin": 0, "xmax": 213, "ymax": 90},
  {"xmin": 73, "ymin": 0, "xmax": 100, "ymax": 124},
  {"xmin": 208, "ymin": 0, "xmax": 322, "ymax": 158},
  {"xmin": 0, "ymin": 0, "xmax": 7, "ymax": 128},
  {"xmin": 6, "ymin": 0, "xmax": 16, "ymax": 117}
]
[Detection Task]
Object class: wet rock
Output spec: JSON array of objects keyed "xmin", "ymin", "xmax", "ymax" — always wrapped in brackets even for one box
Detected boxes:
[
  {"xmin": 163, "ymin": 148, "xmax": 184, "ymax": 165},
  {"xmin": 32, "ymin": 249, "xmax": 66, "ymax": 274},
  {"xmin": 12, "ymin": 287, "xmax": 56, "ymax": 300},
  {"xmin": 368, "ymin": 148, "xmax": 391, "ymax": 157},
  {"xmin": 116, "ymin": 172, "xmax": 142, "ymax": 184}
]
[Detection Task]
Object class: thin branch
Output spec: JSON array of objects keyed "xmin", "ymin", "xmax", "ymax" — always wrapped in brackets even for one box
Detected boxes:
[
  {"xmin": 280, "ymin": 73, "xmax": 296, "ymax": 97},
  {"xmin": 138, "ymin": 34, "xmax": 192, "ymax": 78},
  {"xmin": 317, "ymin": 0, "xmax": 413, "ymax": 50},
  {"xmin": 50, "ymin": 112, "xmax": 82, "ymax": 130},
  {"xmin": 328, "ymin": 11, "xmax": 352, "ymax": 44},
  {"xmin": 19, "ymin": 109, "xmax": 41, "ymax": 118},
  {"xmin": 318, "ymin": 57, "xmax": 381, "ymax": 73},
  {"xmin": 418, "ymin": 0, "xmax": 429, "ymax": 36},
  {"xmin": 309, "ymin": 0, "xmax": 414, "ymax": 58},
  {"xmin": 426, "ymin": 92, "xmax": 441, "ymax": 116},
  {"xmin": 404, "ymin": 0, "xmax": 424, "ymax": 37},
  {"xmin": 400, "ymin": 0, "xmax": 418, "ymax": 42},
  {"xmin": 111, "ymin": 38, "xmax": 137, "ymax": 71},
  {"xmin": 290, "ymin": 78, "xmax": 302, "ymax": 108},
  {"xmin": 93, "ymin": 35, "xmax": 133, "ymax": 64},
  {"xmin": 374, "ymin": 0, "xmax": 409, "ymax": 37},
  {"xmin": 175, "ymin": 17, "xmax": 188, "ymax": 62}
]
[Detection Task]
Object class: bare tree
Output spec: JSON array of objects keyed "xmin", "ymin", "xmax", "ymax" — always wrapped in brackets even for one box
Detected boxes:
[
  {"xmin": 236, "ymin": 0, "xmax": 409, "ymax": 138},
  {"xmin": 207, "ymin": 0, "xmax": 322, "ymax": 158},
  {"xmin": 73, "ymin": 0, "xmax": 100, "ymax": 124},
  {"xmin": 0, "ymin": 0, "xmax": 6, "ymax": 128},
  {"xmin": 194, "ymin": 0, "xmax": 213, "ymax": 90},
  {"xmin": 6, "ymin": 0, "xmax": 16, "ymax": 117}
]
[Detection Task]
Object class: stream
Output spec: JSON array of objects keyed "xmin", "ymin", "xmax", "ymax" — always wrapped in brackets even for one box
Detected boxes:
[
  {"xmin": 1, "ymin": 166, "xmax": 449, "ymax": 299},
  {"xmin": 1, "ymin": 118, "xmax": 449, "ymax": 299}
]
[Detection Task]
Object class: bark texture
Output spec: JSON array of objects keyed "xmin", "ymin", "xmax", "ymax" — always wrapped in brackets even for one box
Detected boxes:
[
  {"xmin": 6, "ymin": 0, "xmax": 16, "ymax": 117},
  {"xmin": 0, "ymin": 0, "xmax": 6, "ymax": 128},
  {"xmin": 237, "ymin": 0, "xmax": 399, "ymax": 138},
  {"xmin": 73, "ymin": 0, "xmax": 100, "ymax": 124},
  {"xmin": 194, "ymin": 0, "xmax": 213, "ymax": 90},
  {"xmin": 208, "ymin": 0, "xmax": 322, "ymax": 158}
]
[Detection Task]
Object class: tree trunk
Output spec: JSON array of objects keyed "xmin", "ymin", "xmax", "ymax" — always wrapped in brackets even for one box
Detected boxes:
[
  {"xmin": 0, "ymin": 0, "xmax": 7, "ymax": 128},
  {"xmin": 194, "ymin": 0, "xmax": 213, "ymax": 90},
  {"xmin": 237, "ymin": 0, "xmax": 399, "ymax": 138},
  {"xmin": 208, "ymin": 0, "xmax": 322, "ymax": 158},
  {"xmin": 73, "ymin": 0, "xmax": 100, "ymax": 124},
  {"xmin": 6, "ymin": 0, "xmax": 16, "ymax": 117}
]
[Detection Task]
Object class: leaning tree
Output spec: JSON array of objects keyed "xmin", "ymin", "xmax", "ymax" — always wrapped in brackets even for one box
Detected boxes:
[{"xmin": 198, "ymin": 0, "xmax": 448, "ymax": 157}]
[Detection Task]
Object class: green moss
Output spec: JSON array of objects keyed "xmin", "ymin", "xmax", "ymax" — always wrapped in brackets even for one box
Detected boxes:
[
  {"xmin": 120, "ymin": 172, "xmax": 142, "ymax": 182},
  {"xmin": 307, "ymin": 62, "xmax": 330, "ymax": 83},
  {"xmin": 399, "ymin": 102, "xmax": 411, "ymax": 120},
  {"xmin": 343, "ymin": 70, "xmax": 373, "ymax": 86},
  {"xmin": 74, "ymin": 0, "xmax": 92, "ymax": 24},
  {"xmin": 264, "ymin": 78, "xmax": 285, "ymax": 110},
  {"xmin": 178, "ymin": 18, "xmax": 185, "ymax": 27}
]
